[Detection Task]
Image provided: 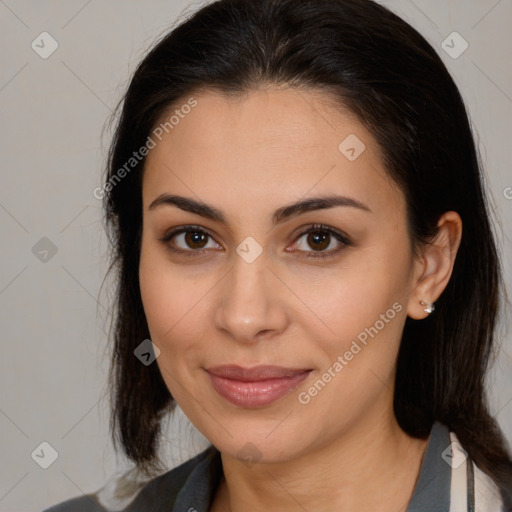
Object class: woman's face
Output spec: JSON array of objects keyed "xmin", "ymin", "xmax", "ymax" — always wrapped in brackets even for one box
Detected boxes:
[{"xmin": 139, "ymin": 86, "xmax": 420, "ymax": 463}]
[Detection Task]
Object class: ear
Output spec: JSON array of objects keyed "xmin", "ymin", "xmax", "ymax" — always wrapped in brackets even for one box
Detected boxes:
[{"xmin": 407, "ymin": 211, "xmax": 463, "ymax": 320}]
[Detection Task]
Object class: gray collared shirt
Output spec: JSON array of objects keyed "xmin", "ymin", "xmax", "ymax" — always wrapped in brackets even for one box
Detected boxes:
[{"xmin": 42, "ymin": 421, "xmax": 488, "ymax": 512}]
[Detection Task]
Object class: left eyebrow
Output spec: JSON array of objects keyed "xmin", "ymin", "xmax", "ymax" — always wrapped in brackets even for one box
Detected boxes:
[
  {"xmin": 148, "ymin": 193, "xmax": 372, "ymax": 226},
  {"xmin": 272, "ymin": 195, "xmax": 372, "ymax": 224}
]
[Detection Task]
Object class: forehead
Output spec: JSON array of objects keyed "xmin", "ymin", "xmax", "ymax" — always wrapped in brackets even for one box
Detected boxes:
[{"xmin": 142, "ymin": 87, "xmax": 403, "ymax": 217}]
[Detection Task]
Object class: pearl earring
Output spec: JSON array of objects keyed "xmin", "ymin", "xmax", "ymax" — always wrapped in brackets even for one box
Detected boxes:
[{"xmin": 420, "ymin": 300, "xmax": 435, "ymax": 314}]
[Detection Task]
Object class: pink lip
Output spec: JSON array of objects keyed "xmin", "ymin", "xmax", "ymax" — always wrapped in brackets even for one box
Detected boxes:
[{"xmin": 205, "ymin": 365, "xmax": 312, "ymax": 408}]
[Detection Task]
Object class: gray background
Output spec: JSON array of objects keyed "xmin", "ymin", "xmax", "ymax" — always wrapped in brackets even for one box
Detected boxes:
[{"xmin": 0, "ymin": 1, "xmax": 511, "ymax": 510}]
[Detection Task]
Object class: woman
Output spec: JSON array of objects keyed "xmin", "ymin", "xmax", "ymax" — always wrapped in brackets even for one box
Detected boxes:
[{"xmin": 44, "ymin": 0, "xmax": 512, "ymax": 510}]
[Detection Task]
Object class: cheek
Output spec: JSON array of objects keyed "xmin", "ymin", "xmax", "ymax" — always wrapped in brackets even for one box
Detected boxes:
[
  {"xmin": 139, "ymin": 236, "xmax": 203, "ymax": 339},
  {"xmin": 139, "ymin": 249, "xmax": 173, "ymax": 339},
  {"xmin": 294, "ymin": 262, "xmax": 408, "ymax": 433},
  {"xmin": 138, "ymin": 240, "xmax": 217, "ymax": 386},
  {"xmin": 302, "ymin": 246, "xmax": 408, "ymax": 334},
  {"xmin": 297, "ymin": 241, "xmax": 410, "ymax": 387},
  {"xmin": 140, "ymin": 278, "xmax": 210, "ymax": 376},
  {"xmin": 139, "ymin": 254, "xmax": 201, "ymax": 400}
]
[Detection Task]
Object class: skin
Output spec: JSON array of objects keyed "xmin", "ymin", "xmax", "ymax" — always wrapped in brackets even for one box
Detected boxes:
[{"xmin": 138, "ymin": 85, "xmax": 462, "ymax": 512}]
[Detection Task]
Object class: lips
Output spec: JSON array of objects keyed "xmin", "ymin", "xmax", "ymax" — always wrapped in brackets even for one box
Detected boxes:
[{"xmin": 205, "ymin": 365, "xmax": 312, "ymax": 407}]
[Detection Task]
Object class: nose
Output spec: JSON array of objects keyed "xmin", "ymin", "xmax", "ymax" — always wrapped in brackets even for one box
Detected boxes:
[{"xmin": 212, "ymin": 247, "xmax": 289, "ymax": 344}]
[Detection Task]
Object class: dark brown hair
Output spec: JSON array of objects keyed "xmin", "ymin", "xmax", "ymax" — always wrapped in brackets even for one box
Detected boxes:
[{"xmin": 102, "ymin": 0, "xmax": 512, "ymax": 498}]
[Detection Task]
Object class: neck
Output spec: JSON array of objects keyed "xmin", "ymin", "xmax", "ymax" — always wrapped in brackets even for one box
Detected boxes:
[{"xmin": 211, "ymin": 411, "xmax": 429, "ymax": 512}]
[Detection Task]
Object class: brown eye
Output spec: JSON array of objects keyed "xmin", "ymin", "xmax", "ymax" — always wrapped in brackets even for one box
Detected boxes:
[
  {"xmin": 306, "ymin": 231, "xmax": 331, "ymax": 251},
  {"xmin": 159, "ymin": 226, "xmax": 221, "ymax": 256},
  {"xmin": 183, "ymin": 231, "xmax": 209, "ymax": 249},
  {"xmin": 291, "ymin": 224, "xmax": 352, "ymax": 259}
]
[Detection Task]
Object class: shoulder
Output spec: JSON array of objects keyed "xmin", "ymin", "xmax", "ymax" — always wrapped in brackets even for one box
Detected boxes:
[
  {"xmin": 42, "ymin": 495, "xmax": 104, "ymax": 512},
  {"xmin": 42, "ymin": 445, "xmax": 218, "ymax": 512}
]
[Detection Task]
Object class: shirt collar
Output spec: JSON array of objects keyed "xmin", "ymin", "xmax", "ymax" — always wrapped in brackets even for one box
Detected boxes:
[
  {"xmin": 406, "ymin": 421, "xmax": 451, "ymax": 511},
  {"xmin": 173, "ymin": 444, "xmax": 222, "ymax": 511}
]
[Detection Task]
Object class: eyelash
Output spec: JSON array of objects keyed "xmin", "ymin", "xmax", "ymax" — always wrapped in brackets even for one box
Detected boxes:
[{"xmin": 158, "ymin": 224, "xmax": 352, "ymax": 259}]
